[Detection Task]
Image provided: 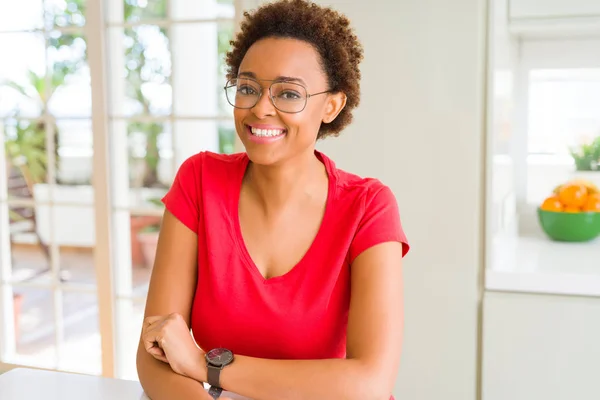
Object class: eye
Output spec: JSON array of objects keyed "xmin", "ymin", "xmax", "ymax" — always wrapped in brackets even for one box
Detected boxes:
[
  {"xmin": 239, "ymin": 85, "xmax": 258, "ymax": 95},
  {"xmin": 278, "ymin": 90, "xmax": 302, "ymax": 100}
]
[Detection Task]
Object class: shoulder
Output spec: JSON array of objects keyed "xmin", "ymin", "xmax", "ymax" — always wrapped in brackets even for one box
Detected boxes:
[
  {"xmin": 179, "ymin": 150, "xmax": 246, "ymax": 170},
  {"xmin": 332, "ymin": 165, "xmax": 398, "ymax": 209},
  {"xmin": 320, "ymin": 152, "xmax": 409, "ymax": 258},
  {"xmin": 176, "ymin": 151, "xmax": 247, "ymax": 179}
]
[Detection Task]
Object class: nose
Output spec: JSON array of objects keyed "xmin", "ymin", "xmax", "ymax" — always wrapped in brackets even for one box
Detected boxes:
[{"xmin": 250, "ymin": 89, "xmax": 276, "ymax": 118}]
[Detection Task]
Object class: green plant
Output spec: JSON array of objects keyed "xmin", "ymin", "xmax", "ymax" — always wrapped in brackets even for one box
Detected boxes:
[
  {"xmin": 2, "ymin": 0, "xmax": 86, "ymax": 185},
  {"xmin": 4, "ymin": 119, "xmax": 48, "ymax": 184},
  {"xmin": 570, "ymin": 136, "xmax": 600, "ymax": 171}
]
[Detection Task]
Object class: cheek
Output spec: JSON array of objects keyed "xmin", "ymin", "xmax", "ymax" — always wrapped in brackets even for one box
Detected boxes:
[
  {"xmin": 287, "ymin": 108, "xmax": 324, "ymax": 135},
  {"xmin": 233, "ymin": 109, "xmax": 249, "ymax": 132}
]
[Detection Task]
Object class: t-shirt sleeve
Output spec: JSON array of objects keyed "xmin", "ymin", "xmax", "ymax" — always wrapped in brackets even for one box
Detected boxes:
[
  {"xmin": 348, "ymin": 184, "xmax": 410, "ymax": 263},
  {"xmin": 161, "ymin": 153, "xmax": 202, "ymax": 234}
]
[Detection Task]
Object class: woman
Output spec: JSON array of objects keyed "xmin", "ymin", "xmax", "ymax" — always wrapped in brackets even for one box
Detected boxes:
[{"xmin": 137, "ymin": 1, "xmax": 409, "ymax": 399}]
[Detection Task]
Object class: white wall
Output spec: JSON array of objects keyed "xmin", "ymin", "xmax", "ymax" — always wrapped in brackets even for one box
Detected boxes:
[{"xmin": 310, "ymin": 1, "xmax": 486, "ymax": 399}]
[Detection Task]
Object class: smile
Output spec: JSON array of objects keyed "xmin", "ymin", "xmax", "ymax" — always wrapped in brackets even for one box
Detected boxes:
[
  {"xmin": 245, "ymin": 124, "xmax": 287, "ymax": 144},
  {"xmin": 249, "ymin": 126, "xmax": 286, "ymax": 137}
]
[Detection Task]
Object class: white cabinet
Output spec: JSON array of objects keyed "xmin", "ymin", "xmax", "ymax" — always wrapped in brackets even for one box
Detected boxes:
[
  {"xmin": 507, "ymin": 0, "xmax": 600, "ymax": 38},
  {"xmin": 509, "ymin": 0, "xmax": 600, "ymax": 19},
  {"xmin": 482, "ymin": 291, "xmax": 600, "ymax": 400}
]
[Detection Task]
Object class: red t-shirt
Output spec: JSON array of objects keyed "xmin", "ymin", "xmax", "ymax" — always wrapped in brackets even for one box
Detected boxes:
[{"xmin": 162, "ymin": 150, "xmax": 409, "ymax": 392}]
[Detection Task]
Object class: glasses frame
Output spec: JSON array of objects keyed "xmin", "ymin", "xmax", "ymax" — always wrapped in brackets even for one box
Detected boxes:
[{"xmin": 224, "ymin": 77, "xmax": 331, "ymax": 114}]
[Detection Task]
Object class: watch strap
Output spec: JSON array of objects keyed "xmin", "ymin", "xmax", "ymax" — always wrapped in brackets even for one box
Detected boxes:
[
  {"xmin": 208, "ymin": 385, "xmax": 223, "ymax": 400},
  {"xmin": 207, "ymin": 364, "xmax": 221, "ymax": 388}
]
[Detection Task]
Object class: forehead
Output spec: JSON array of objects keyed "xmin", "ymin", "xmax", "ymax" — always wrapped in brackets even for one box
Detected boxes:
[{"xmin": 239, "ymin": 37, "xmax": 326, "ymax": 85}]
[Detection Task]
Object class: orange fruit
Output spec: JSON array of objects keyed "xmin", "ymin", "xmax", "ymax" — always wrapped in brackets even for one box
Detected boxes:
[
  {"xmin": 582, "ymin": 193, "xmax": 600, "ymax": 212},
  {"xmin": 564, "ymin": 206, "xmax": 581, "ymax": 213},
  {"xmin": 558, "ymin": 183, "xmax": 588, "ymax": 208},
  {"xmin": 540, "ymin": 196, "xmax": 564, "ymax": 212}
]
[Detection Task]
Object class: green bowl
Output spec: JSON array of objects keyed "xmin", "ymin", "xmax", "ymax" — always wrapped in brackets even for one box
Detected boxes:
[{"xmin": 537, "ymin": 208, "xmax": 600, "ymax": 242}]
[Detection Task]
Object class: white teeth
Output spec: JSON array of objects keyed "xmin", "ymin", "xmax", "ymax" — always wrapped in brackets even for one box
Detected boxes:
[{"xmin": 250, "ymin": 127, "xmax": 285, "ymax": 137}]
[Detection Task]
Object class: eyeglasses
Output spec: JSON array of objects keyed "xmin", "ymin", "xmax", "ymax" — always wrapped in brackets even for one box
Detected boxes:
[{"xmin": 224, "ymin": 77, "xmax": 330, "ymax": 114}]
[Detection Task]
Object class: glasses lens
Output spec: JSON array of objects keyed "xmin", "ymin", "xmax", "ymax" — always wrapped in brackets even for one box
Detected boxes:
[
  {"xmin": 225, "ymin": 78, "xmax": 260, "ymax": 109},
  {"xmin": 270, "ymin": 82, "xmax": 307, "ymax": 113}
]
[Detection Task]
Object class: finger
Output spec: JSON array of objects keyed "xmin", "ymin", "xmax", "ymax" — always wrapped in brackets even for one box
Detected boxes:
[
  {"xmin": 143, "ymin": 331, "xmax": 163, "ymax": 353},
  {"xmin": 148, "ymin": 347, "xmax": 169, "ymax": 363},
  {"xmin": 146, "ymin": 318, "xmax": 169, "ymax": 335},
  {"xmin": 143, "ymin": 315, "xmax": 163, "ymax": 327},
  {"xmin": 148, "ymin": 345, "xmax": 166, "ymax": 357},
  {"xmin": 150, "ymin": 352, "xmax": 169, "ymax": 363}
]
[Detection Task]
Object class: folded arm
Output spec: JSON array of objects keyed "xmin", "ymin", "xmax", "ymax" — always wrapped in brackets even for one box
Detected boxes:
[
  {"xmin": 136, "ymin": 210, "xmax": 213, "ymax": 400},
  {"xmin": 188, "ymin": 241, "xmax": 405, "ymax": 400}
]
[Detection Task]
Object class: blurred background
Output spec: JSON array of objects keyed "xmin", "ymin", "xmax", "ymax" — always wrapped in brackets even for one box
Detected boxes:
[
  {"xmin": 0, "ymin": 0, "xmax": 237, "ymax": 380},
  {"xmin": 1, "ymin": 0, "xmax": 600, "ymax": 399}
]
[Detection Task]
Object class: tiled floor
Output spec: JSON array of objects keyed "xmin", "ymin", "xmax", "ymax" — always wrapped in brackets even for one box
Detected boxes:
[{"xmin": 8, "ymin": 245, "xmax": 151, "ymax": 376}]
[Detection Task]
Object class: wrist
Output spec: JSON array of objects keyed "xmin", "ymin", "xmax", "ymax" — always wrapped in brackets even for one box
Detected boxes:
[{"xmin": 188, "ymin": 348, "xmax": 208, "ymax": 383}]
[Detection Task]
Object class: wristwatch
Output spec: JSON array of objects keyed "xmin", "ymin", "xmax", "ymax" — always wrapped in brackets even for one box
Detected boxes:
[
  {"xmin": 208, "ymin": 386, "xmax": 223, "ymax": 400},
  {"xmin": 205, "ymin": 348, "xmax": 234, "ymax": 397}
]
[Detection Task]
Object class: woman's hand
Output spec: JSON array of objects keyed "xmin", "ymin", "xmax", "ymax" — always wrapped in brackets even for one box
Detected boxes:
[{"xmin": 142, "ymin": 312, "xmax": 206, "ymax": 380}]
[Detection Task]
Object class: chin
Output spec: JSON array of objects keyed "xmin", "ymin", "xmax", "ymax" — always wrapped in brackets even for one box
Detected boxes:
[{"xmin": 244, "ymin": 147, "xmax": 285, "ymax": 167}]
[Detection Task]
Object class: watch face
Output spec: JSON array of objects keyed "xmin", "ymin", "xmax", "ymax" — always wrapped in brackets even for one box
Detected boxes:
[{"xmin": 206, "ymin": 348, "xmax": 234, "ymax": 367}]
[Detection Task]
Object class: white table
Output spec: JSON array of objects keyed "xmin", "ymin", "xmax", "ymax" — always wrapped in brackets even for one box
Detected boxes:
[
  {"xmin": 0, "ymin": 368, "xmax": 148, "ymax": 400},
  {"xmin": 0, "ymin": 367, "xmax": 250, "ymax": 400}
]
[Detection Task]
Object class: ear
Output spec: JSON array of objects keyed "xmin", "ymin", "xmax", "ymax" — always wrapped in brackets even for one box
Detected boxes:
[{"xmin": 322, "ymin": 92, "xmax": 347, "ymax": 124}]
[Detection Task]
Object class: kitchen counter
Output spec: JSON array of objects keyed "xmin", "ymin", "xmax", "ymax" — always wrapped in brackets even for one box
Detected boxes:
[{"xmin": 486, "ymin": 234, "xmax": 600, "ymax": 297}]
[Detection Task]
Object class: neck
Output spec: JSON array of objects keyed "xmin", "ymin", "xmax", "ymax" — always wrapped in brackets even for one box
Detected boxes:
[{"xmin": 244, "ymin": 150, "xmax": 327, "ymax": 211}]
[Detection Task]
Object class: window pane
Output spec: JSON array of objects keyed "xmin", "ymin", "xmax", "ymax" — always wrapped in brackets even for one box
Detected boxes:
[
  {"xmin": 173, "ymin": 120, "xmax": 220, "ymax": 165},
  {"xmin": 528, "ymin": 69, "xmax": 600, "ymax": 155},
  {"xmin": 124, "ymin": 0, "xmax": 167, "ymax": 22},
  {"xmin": 171, "ymin": 22, "xmax": 235, "ymax": 117},
  {"xmin": 8, "ymin": 205, "xmax": 51, "ymax": 283},
  {"xmin": 107, "ymin": 25, "xmax": 172, "ymax": 117},
  {"xmin": 219, "ymin": 120, "xmax": 236, "ymax": 154},
  {"xmin": 128, "ymin": 120, "xmax": 173, "ymax": 189},
  {"xmin": 47, "ymin": 32, "xmax": 91, "ymax": 118},
  {"xmin": 59, "ymin": 292, "xmax": 101, "ymax": 375},
  {"xmin": 4, "ymin": 118, "xmax": 53, "ymax": 199},
  {"xmin": 218, "ymin": 21, "xmax": 235, "ymax": 116},
  {"xmin": 56, "ymin": 119, "xmax": 93, "ymax": 185},
  {"xmin": 0, "ymin": 33, "xmax": 46, "ymax": 118},
  {"xmin": 45, "ymin": 0, "xmax": 87, "ymax": 28},
  {"xmin": 115, "ymin": 299, "xmax": 145, "ymax": 380},
  {"xmin": 0, "ymin": 0, "xmax": 44, "ymax": 31},
  {"xmin": 170, "ymin": 0, "xmax": 235, "ymax": 20},
  {"xmin": 13, "ymin": 288, "xmax": 57, "ymax": 368}
]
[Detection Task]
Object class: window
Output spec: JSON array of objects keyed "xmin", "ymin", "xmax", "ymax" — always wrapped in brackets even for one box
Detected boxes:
[
  {"xmin": 0, "ymin": 0, "xmax": 237, "ymax": 379},
  {"xmin": 528, "ymin": 68, "xmax": 600, "ymax": 156}
]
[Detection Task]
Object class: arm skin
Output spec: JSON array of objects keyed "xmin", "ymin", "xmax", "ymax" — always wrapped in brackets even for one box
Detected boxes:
[
  {"xmin": 136, "ymin": 210, "xmax": 214, "ymax": 400},
  {"xmin": 188, "ymin": 241, "xmax": 405, "ymax": 400}
]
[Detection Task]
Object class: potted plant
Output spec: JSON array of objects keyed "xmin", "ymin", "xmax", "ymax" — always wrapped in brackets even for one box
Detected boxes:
[
  {"xmin": 569, "ymin": 135, "xmax": 600, "ymax": 187},
  {"xmin": 570, "ymin": 136, "xmax": 600, "ymax": 171},
  {"xmin": 137, "ymin": 223, "xmax": 161, "ymax": 269},
  {"xmin": 13, "ymin": 292, "xmax": 24, "ymax": 341},
  {"xmin": 136, "ymin": 198, "xmax": 164, "ymax": 269}
]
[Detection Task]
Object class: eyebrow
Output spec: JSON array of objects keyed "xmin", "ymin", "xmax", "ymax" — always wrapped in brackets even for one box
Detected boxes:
[{"xmin": 238, "ymin": 71, "xmax": 307, "ymax": 86}]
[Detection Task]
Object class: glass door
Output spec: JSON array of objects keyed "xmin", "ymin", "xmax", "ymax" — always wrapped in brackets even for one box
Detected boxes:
[
  {"xmin": 0, "ymin": 0, "xmax": 238, "ymax": 379},
  {"xmin": 103, "ymin": 0, "xmax": 237, "ymax": 379},
  {"xmin": 0, "ymin": 0, "xmax": 102, "ymax": 375}
]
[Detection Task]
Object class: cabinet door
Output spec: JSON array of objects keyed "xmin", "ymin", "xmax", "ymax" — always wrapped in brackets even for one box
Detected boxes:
[
  {"xmin": 509, "ymin": 0, "xmax": 600, "ymax": 19},
  {"xmin": 482, "ymin": 292, "xmax": 600, "ymax": 400}
]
